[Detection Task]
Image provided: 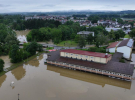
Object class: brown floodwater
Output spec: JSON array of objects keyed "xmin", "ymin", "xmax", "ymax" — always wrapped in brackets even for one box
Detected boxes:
[
  {"xmin": 0, "ymin": 54, "xmax": 135, "ymax": 100},
  {"xmin": 15, "ymin": 30, "xmax": 30, "ymax": 37},
  {"xmin": 0, "ymin": 56, "xmax": 12, "ymax": 68},
  {"xmin": 15, "ymin": 30, "xmax": 30, "ymax": 43}
]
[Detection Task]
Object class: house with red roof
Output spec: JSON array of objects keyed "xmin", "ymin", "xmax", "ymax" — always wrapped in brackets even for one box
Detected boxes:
[{"xmin": 106, "ymin": 41, "xmax": 120, "ymax": 53}]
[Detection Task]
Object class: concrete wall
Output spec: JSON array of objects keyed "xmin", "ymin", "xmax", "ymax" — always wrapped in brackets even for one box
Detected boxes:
[
  {"xmin": 60, "ymin": 52, "xmax": 107, "ymax": 63},
  {"xmin": 117, "ymin": 46, "xmax": 132, "ymax": 59}
]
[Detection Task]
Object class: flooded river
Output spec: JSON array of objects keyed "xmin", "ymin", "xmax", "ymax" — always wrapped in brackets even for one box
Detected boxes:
[{"xmin": 0, "ymin": 54, "xmax": 135, "ymax": 100}]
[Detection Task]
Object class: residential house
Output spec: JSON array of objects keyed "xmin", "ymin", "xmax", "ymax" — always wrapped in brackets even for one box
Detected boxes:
[
  {"xmin": 106, "ymin": 41, "xmax": 120, "ymax": 53},
  {"xmin": 105, "ymin": 28, "xmax": 121, "ymax": 32},
  {"xmin": 77, "ymin": 31, "xmax": 94, "ymax": 38},
  {"xmin": 117, "ymin": 39, "xmax": 134, "ymax": 59}
]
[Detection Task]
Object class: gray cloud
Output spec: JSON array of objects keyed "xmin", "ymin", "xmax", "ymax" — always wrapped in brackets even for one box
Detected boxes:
[
  {"xmin": 0, "ymin": 4, "xmax": 10, "ymax": 7},
  {"xmin": 41, "ymin": 4, "xmax": 56, "ymax": 7},
  {"xmin": 0, "ymin": 0, "xmax": 135, "ymax": 12}
]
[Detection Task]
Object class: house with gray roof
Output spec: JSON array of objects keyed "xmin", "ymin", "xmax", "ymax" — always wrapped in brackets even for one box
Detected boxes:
[
  {"xmin": 116, "ymin": 39, "xmax": 134, "ymax": 59},
  {"xmin": 77, "ymin": 31, "xmax": 94, "ymax": 38}
]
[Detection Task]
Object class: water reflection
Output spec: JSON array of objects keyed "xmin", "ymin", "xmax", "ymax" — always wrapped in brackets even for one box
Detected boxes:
[
  {"xmin": 39, "ymin": 55, "xmax": 43, "ymax": 60},
  {"xmin": 0, "ymin": 75, "xmax": 7, "ymax": 88},
  {"xmin": 25, "ymin": 57, "xmax": 40, "ymax": 67},
  {"xmin": 47, "ymin": 65, "xmax": 131, "ymax": 89},
  {"xmin": 11, "ymin": 65, "xmax": 26, "ymax": 80},
  {"xmin": 0, "ymin": 56, "xmax": 12, "ymax": 68}
]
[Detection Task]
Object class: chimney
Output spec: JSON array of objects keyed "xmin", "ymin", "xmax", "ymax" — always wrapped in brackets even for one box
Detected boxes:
[
  {"xmin": 105, "ymin": 53, "xmax": 108, "ymax": 57},
  {"xmin": 105, "ymin": 53, "xmax": 108, "ymax": 55}
]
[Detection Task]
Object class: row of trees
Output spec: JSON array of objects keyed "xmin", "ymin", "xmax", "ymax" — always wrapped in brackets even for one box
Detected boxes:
[
  {"xmin": 9, "ymin": 42, "xmax": 43, "ymax": 63},
  {"xmin": 12, "ymin": 19, "xmax": 62, "ymax": 30}
]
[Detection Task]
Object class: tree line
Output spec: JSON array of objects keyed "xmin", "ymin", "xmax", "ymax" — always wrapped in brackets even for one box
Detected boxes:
[{"xmin": 26, "ymin": 21, "xmax": 86, "ymax": 44}]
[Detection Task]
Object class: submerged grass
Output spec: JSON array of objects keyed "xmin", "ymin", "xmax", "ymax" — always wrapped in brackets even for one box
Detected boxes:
[{"xmin": 0, "ymin": 51, "xmax": 48, "ymax": 77}]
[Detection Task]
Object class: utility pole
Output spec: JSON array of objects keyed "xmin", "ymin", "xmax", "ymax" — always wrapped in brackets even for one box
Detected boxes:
[{"xmin": 18, "ymin": 94, "xmax": 20, "ymax": 100}]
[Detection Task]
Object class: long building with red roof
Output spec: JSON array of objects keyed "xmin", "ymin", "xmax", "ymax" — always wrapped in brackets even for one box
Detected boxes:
[
  {"xmin": 60, "ymin": 49, "xmax": 112, "ymax": 64},
  {"xmin": 46, "ymin": 49, "xmax": 134, "ymax": 81}
]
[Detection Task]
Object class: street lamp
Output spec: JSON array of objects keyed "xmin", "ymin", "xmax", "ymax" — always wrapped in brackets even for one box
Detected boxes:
[{"xmin": 18, "ymin": 94, "xmax": 20, "ymax": 100}]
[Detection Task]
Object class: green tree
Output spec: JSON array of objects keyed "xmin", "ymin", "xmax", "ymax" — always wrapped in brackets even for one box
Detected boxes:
[
  {"xmin": 129, "ymin": 29, "xmax": 135, "ymax": 38},
  {"xmin": 86, "ymin": 34, "xmax": 94, "ymax": 44},
  {"xmin": 51, "ymin": 28, "xmax": 62, "ymax": 44},
  {"xmin": 96, "ymin": 33, "xmax": 109, "ymax": 46},
  {"xmin": 5, "ymin": 34, "xmax": 19, "ymax": 49},
  {"xmin": 27, "ymin": 29, "xmax": 41, "ymax": 41},
  {"xmin": 78, "ymin": 37, "xmax": 86, "ymax": 49},
  {"xmin": 112, "ymin": 18, "xmax": 116, "ymax": 21},
  {"xmin": 114, "ymin": 31, "xmax": 120, "ymax": 40},
  {"xmin": 70, "ymin": 33, "xmax": 76, "ymax": 40},
  {"xmin": 108, "ymin": 30, "xmax": 115, "ymax": 40},
  {"xmin": 117, "ymin": 29, "xmax": 125, "ymax": 38},
  {"xmin": 26, "ymin": 41, "xmax": 38, "ymax": 56},
  {"xmin": 0, "ymin": 24, "xmax": 19, "ymax": 55},
  {"xmin": 9, "ymin": 44, "xmax": 19, "ymax": 63},
  {"xmin": 0, "ymin": 59, "xmax": 4, "ymax": 72},
  {"xmin": 74, "ymin": 35, "xmax": 81, "ymax": 43}
]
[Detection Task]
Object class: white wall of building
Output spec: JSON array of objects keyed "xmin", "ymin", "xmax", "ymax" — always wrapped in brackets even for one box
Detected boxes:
[
  {"xmin": 108, "ymin": 48, "xmax": 116, "ymax": 53},
  {"xmin": 117, "ymin": 46, "xmax": 131, "ymax": 59}
]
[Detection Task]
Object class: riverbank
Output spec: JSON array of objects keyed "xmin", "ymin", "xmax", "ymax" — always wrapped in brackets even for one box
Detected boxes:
[{"xmin": 0, "ymin": 51, "xmax": 48, "ymax": 77}]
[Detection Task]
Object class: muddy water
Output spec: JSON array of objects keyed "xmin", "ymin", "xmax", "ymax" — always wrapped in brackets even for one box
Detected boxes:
[
  {"xmin": 0, "ymin": 54, "xmax": 135, "ymax": 100},
  {"xmin": 0, "ymin": 56, "xmax": 12, "ymax": 68},
  {"xmin": 15, "ymin": 30, "xmax": 30, "ymax": 37}
]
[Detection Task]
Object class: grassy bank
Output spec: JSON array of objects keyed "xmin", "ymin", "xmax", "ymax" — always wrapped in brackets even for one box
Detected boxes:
[
  {"xmin": 124, "ymin": 34, "xmax": 130, "ymax": 38},
  {"xmin": 0, "ymin": 51, "xmax": 48, "ymax": 77},
  {"xmin": 56, "ymin": 40, "xmax": 78, "ymax": 47}
]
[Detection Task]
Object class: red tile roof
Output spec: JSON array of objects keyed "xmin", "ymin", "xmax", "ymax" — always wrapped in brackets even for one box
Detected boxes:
[
  {"xmin": 107, "ymin": 42, "xmax": 119, "ymax": 49},
  {"xmin": 60, "ymin": 49, "xmax": 112, "ymax": 58}
]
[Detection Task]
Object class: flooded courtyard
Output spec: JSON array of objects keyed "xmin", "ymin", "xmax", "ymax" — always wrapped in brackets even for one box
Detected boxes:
[{"xmin": 0, "ymin": 53, "xmax": 135, "ymax": 100}]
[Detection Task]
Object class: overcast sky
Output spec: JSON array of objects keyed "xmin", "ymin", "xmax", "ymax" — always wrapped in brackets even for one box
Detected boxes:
[{"xmin": 0, "ymin": 0, "xmax": 135, "ymax": 13}]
